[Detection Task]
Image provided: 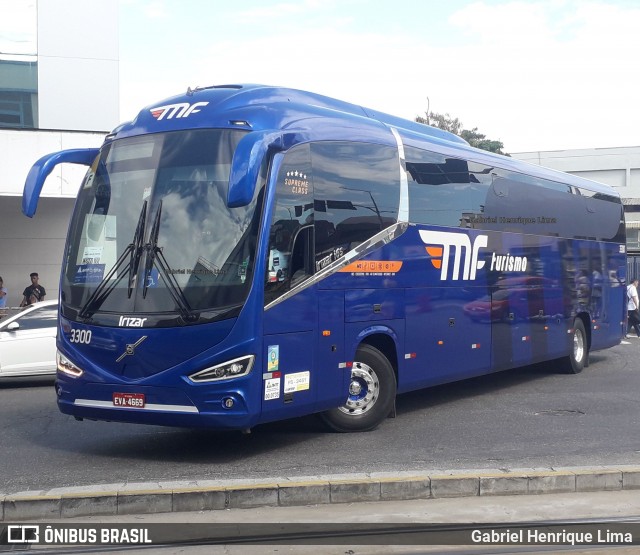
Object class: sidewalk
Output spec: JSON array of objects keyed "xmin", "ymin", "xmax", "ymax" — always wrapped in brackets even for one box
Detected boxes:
[
  {"xmin": 3, "ymin": 465, "xmax": 640, "ymax": 522},
  {"xmin": 8, "ymin": 488, "xmax": 640, "ymax": 555}
]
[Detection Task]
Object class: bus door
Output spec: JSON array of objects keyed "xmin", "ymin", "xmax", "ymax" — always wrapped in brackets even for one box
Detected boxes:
[
  {"xmin": 261, "ymin": 145, "xmax": 318, "ymax": 423},
  {"xmin": 262, "ymin": 283, "xmax": 346, "ymax": 422},
  {"xmin": 262, "ymin": 289, "xmax": 316, "ymax": 423}
]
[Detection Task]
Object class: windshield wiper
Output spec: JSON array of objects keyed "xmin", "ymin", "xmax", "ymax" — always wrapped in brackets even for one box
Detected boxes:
[
  {"xmin": 128, "ymin": 200, "xmax": 147, "ymax": 297},
  {"xmin": 142, "ymin": 201, "xmax": 199, "ymax": 322},
  {"xmin": 78, "ymin": 202, "xmax": 148, "ymax": 320}
]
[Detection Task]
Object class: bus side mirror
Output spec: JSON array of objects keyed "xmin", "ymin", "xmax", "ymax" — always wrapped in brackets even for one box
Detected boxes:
[
  {"xmin": 23, "ymin": 148, "xmax": 99, "ymax": 217},
  {"xmin": 228, "ymin": 131, "xmax": 283, "ymax": 208}
]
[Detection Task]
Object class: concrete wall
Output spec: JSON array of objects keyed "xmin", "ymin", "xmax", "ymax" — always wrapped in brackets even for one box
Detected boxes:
[
  {"xmin": 0, "ymin": 0, "xmax": 118, "ymax": 300},
  {"xmin": 0, "ymin": 129, "xmax": 105, "ymax": 196},
  {"xmin": 37, "ymin": 0, "xmax": 119, "ymax": 131},
  {"xmin": 0, "ymin": 196, "xmax": 74, "ymax": 307}
]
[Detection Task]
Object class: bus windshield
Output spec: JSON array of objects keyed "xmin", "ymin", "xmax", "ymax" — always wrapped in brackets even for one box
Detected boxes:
[{"xmin": 61, "ymin": 129, "xmax": 262, "ymax": 326}]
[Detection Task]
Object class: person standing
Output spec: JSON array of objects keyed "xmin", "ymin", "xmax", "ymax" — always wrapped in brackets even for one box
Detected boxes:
[
  {"xmin": 19, "ymin": 272, "xmax": 46, "ymax": 307},
  {"xmin": 0, "ymin": 276, "xmax": 6, "ymax": 309},
  {"xmin": 627, "ymin": 278, "xmax": 640, "ymax": 338}
]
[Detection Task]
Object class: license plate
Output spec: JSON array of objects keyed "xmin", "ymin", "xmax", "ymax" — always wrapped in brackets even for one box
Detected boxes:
[{"xmin": 113, "ymin": 392, "xmax": 145, "ymax": 408}]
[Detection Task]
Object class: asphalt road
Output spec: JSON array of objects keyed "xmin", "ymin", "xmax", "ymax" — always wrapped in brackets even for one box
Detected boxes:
[{"xmin": 2, "ymin": 340, "xmax": 639, "ymax": 496}]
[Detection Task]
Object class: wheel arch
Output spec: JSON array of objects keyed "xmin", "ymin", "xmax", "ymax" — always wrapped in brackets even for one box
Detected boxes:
[
  {"xmin": 356, "ymin": 327, "xmax": 399, "ymax": 382},
  {"xmin": 319, "ymin": 329, "xmax": 399, "ymax": 432}
]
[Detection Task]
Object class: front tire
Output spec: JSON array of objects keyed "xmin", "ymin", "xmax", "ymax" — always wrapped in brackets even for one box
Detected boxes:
[
  {"xmin": 563, "ymin": 318, "xmax": 588, "ymax": 374},
  {"xmin": 320, "ymin": 344, "xmax": 396, "ymax": 432}
]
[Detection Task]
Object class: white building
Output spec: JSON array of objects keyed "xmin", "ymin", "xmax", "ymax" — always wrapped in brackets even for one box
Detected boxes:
[{"xmin": 0, "ymin": 0, "xmax": 118, "ymax": 307}]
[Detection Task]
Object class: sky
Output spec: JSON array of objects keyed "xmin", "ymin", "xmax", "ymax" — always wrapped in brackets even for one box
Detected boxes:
[{"xmin": 117, "ymin": 0, "xmax": 640, "ymax": 153}]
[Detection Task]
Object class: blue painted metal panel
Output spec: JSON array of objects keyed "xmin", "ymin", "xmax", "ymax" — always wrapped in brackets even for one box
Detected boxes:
[
  {"xmin": 345, "ymin": 288, "xmax": 405, "ymax": 323},
  {"xmin": 404, "ymin": 285, "xmax": 492, "ymax": 391},
  {"xmin": 21, "ymin": 83, "xmax": 624, "ymax": 431},
  {"xmin": 325, "ymin": 224, "xmax": 625, "ymax": 390}
]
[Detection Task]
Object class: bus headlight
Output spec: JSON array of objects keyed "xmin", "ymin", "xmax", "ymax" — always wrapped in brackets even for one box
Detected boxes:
[
  {"xmin": 189, "ymin": 355, "xmax": 254, "ymax": 383},
  {"xmin": 57, "ymin": 351, "xmax": 84, "ymax": 377}
]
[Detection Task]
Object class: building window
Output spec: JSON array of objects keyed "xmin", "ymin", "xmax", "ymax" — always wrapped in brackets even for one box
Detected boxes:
[
  {"xmin": 625, "ymin": 217, "xmax": 640, "ymax": 252},
  {"xmin": 0, "ymin": 0, "xmax": 38, "ymax": 128}
]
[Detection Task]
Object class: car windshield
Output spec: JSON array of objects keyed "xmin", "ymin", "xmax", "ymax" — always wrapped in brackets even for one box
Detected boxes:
[{"xmin": 61, "ymin": 129, "xmax": 263, "ymax": 327}]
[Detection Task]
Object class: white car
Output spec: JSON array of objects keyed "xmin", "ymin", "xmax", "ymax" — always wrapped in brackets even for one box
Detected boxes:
[{"xmin": 0, "ymin": 300, "xmax": 58, "ymax": 378}]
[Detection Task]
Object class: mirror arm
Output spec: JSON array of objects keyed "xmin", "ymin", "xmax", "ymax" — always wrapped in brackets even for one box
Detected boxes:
[{"xmin": 23, "ymin": 148, "xmax": 99, "ymax": 217}]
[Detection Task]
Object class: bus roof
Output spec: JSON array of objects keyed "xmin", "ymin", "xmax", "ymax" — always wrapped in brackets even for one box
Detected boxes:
[{"xmin": 111, "ymin": 84, "xmax": 619, "ymax": 200}]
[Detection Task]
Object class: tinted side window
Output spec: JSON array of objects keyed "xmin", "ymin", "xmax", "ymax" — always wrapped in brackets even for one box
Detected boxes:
[
  {"xmin": 264, "ymin": 144, "xmax": 313, "ymax": 305},
  {"xmin": 311, "ymin": 142, "xmax": 399, "ymax": 271},
  {"xmin": 482, "ymin": 171, "xmax": 570, "ymax": 236},
  {"xmin": 483, "ymin": 170, "xmax": 624, "ymax": 241},
  {"xmin": 406, "ymin": 146, "xmax": 623, "ymax": 242},
  {"xmin": 406, "ymin": 147, "xmax": 492, "ymax": 228},
  {"xmin": 575, "ymin": 189, "xmax": 625, "ymax": 243}
]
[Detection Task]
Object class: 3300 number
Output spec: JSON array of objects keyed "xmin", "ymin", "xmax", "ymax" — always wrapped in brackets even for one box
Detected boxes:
[{"xmin": 69, "ymin": 329, "xmax": 92, "ymax": 344}]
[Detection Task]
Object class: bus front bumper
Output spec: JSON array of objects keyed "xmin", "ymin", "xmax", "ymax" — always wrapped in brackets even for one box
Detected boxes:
[{"xmin": 55, "ymin": 377, "xmax": 258, "ymax": 430}]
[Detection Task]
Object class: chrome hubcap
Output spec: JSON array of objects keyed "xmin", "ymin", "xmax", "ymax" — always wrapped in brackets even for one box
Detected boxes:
[
  {"xmin": 339, "ymin": 362, "xmax": 379, "ymax": 416},
  {"xmin": 573, "ymin": 328, "xmax": 585, "ymax": 363}
]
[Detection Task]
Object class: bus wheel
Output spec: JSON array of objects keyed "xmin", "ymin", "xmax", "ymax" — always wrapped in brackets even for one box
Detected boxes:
[
  {"xmin": 320, "ymin": 344, "xmax": 396, "ymax": 432},
  {"xmin": 563, "ymin": 318, "xmax": 587, "ymax": 374}
]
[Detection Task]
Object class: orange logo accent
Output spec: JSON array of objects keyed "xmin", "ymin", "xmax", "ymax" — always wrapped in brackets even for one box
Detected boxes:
[
  {"xmin": 340, "ymin": 261, "xmax": 403, "ymax": 273},
  {"xmin": 425, "ymin": 246, "xmax": 443, "ymax": 269}
]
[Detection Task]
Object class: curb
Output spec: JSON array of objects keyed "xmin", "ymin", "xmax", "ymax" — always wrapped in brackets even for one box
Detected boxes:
[{"xmin": 2, "ymin": 465, "xmax": 640, "ymax": 521}]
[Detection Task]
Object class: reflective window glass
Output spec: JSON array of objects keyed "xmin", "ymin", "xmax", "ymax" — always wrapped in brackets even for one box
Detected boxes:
[
  {"xmin": 0, "ymin": 0, "xmax": 38, "ymax": 128},
  {"xmin": 406, "ymin": 146, "xmax": 492, "ymax": 228},
  {"xmin": 312, "ymin": 142, "xmax": 399, "ymax": 271},
  {"xmin": 264, "ymin": 144, "xmax": 313, "ymax": 304}
]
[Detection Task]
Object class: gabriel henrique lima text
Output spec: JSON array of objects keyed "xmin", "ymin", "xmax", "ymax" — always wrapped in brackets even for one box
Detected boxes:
[{"xmin": 471, "ymin": 528, "xmax": 633, "ymax": 545}]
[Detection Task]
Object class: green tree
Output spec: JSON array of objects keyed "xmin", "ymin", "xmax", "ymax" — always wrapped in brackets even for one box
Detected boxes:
[{"xmin": 416, "ymin": 111, "xmax": 507, "ymax": 155}]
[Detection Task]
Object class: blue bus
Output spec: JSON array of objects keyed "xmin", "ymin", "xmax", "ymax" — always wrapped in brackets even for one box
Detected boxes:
[{"xmin": 23, "ymin": 85, "xmax": 626, "ymax": 433}]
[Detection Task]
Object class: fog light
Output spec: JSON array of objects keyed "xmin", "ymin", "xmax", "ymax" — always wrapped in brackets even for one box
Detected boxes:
[{"xmin": 222, "ymin": 397, "xmax": 234, "ymax": 409}]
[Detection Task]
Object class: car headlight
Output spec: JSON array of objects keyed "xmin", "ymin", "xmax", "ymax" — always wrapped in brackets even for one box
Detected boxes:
[
  {"xmin": 57, "ymin": 350, "xmax": 84, "ymax": 377},
  {"xmin": 188, "ymin": 355, "xmax": 254, "ymax": 383}
]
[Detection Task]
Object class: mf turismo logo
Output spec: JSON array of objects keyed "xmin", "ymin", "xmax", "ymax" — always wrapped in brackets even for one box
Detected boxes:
[
  {"xmin": 149, "ymin": 101, "xmax": 209, "ymax": 120},
  {"xmin": 420, "ymin": 229, "xmax": 487, "ymax": 281}
]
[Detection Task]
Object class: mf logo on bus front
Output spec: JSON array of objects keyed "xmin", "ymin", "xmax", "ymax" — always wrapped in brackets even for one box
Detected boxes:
[
  {"xmin": 419, "ymin": 230, "xmax": 487, "ymax": 281},
  {"xmin": 149, "ymin": 101, "xmax": 209, "ymax": 121}
]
